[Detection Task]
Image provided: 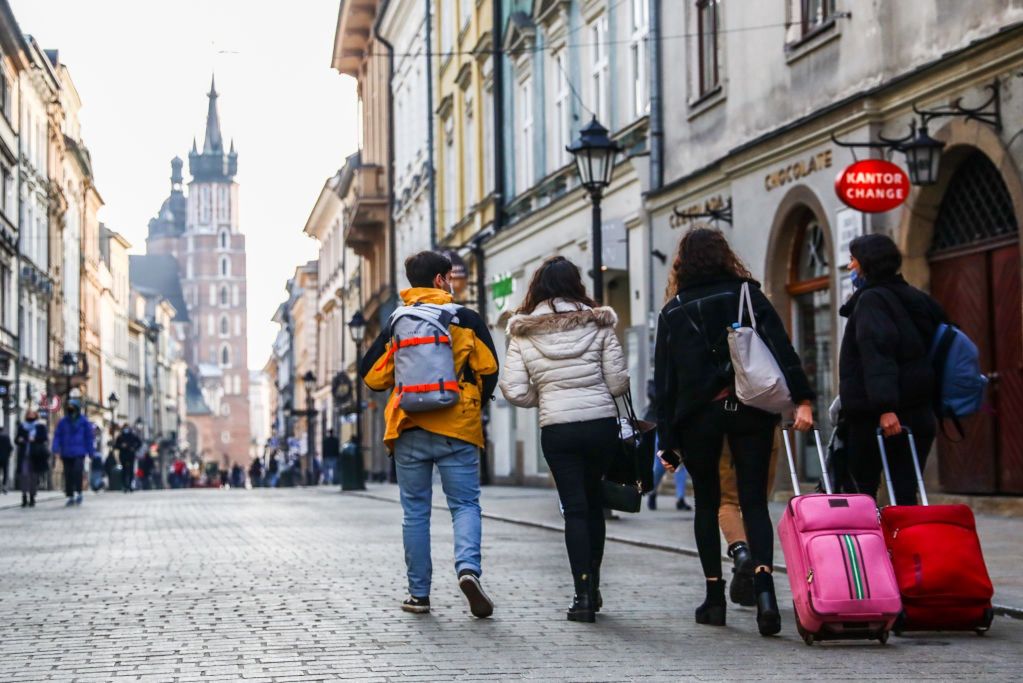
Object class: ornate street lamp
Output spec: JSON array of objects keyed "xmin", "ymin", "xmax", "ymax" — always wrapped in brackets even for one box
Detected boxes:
[
  {"xmin": 901, "ymin": 125, "xmax": 945, "ymax": 186},
  {"xmin": 567, "ymin": 117, "xmax": 621, "ymax": 304},
  {"xmin": 345, "ymin": 311, "xmax": 367, "ymax": 490},
  {"xmin": 301, "ymin": 370, "xmax": 317, "ymax": 484}
]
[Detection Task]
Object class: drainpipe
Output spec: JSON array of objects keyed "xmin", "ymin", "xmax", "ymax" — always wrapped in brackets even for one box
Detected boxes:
[
  {"xmin": 492, "ymin": 0, "xmax": 505, "ymax": 233},
  {"xmin": 644, "ymin": 0, "xmax": 664, "ymax": 413},
  {"xmin": 425, "ymin": 0, "xmax": 438, "ymax": 250},
  {"xmin": 373, "ymin": 1, "xmax": 398, "ymax": 305}
]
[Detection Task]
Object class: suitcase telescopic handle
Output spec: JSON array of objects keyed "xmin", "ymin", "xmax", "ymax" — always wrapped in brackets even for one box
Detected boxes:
[
  {"xmin": 875, "ymin": 427, "xmax": 928, "ymax": 506},
  {"xmin": 781, "ymin": 424, "xmax": 831, "ymax": 496}
]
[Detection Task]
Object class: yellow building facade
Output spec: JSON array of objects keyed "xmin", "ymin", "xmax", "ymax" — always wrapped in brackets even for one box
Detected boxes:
[{"xmin": 434, "ymin": 0, "xmax": 496, "ymax": 250}]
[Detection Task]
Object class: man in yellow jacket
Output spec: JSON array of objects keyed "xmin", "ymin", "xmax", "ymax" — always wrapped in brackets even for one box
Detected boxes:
[{"xmin": 360, "ymin": 251, "xmax": 499, "ymax": 618}]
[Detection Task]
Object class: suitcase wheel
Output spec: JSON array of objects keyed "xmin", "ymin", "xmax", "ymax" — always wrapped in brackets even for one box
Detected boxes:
[
  {"xmin": 975, "ymin": 608, "xmax": 995, "ymax": 636},
  {"xmin": 893, "ymin": 610, "xmax": 906, "ymax": 637},
  {"xmin": 794, "ymin": 611, "xmax": 815, "ymax": 646}
]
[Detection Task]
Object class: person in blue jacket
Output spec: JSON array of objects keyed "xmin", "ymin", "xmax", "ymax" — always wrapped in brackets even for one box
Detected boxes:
[{"xmin": 52, "ymin": 398, "xmax": 96, "ymax": 506}]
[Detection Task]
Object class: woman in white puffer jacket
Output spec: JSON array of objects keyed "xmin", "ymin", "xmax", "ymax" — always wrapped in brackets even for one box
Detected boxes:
[{"xmin": 500, "ymin": 256, "xmax": 630, "ymax": 623}]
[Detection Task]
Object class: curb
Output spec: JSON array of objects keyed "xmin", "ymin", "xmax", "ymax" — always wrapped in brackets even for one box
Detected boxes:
[{"xmin": 346, "ymin": 489, "xmax": 1023, "ymax": 621}]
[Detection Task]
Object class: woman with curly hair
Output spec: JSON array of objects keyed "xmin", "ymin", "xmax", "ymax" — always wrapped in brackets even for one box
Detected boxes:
[{"xmin": 654, "ymin": 227, "xmax": 815, "ymax": 636}]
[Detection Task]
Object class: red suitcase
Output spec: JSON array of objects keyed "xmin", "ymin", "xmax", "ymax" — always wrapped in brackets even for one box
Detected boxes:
[{"xmin": 876, "ymin": 428, "xmax": 995, "ymax": 634}]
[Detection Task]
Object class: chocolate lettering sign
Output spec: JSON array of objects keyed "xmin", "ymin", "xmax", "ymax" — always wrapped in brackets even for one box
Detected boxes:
[
  {"xmin": 835, "ymin": 159, "xmax": 910, "ymax": 213},
  {"xmin": 764, "ymin": 150, "xmax": 832, "ymax": 191}
]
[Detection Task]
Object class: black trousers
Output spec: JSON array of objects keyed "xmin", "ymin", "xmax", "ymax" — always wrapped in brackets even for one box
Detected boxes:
[
  {"xmin": 0, "ymin": 454, "xmax": 8, "ymax": 488},
  {"xmin": 678, "ymin": 401, "xmax": 778, "ymax": 579},
  {"xmin": 845, "ymin": 406, "xmax": 935, "ymax": 506},
  {"xmin": 62, "ymin": 457, "xmax": 85, "ymax": 497},
  {"xmin": 120, "ymin": 455, "xmax": 135, "ymax": 491},
  {"xmin": 541, "ymin": 418, "xmax": 617, "ymax": 579}
]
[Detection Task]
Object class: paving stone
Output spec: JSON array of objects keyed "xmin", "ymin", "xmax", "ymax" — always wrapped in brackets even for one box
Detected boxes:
[{"xmin": 1, "ymin": 488, "xmax": 1020, "ymax": 681}]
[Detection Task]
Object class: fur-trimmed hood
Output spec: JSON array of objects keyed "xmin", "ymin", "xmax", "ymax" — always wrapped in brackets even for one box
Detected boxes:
[
  {"xmin": 506, "ymin": 300, "xmax": 617, "ymax": 337},
  {"xmin": 506, "ymin": 300, "xmax": 617, "ymax": 361}
]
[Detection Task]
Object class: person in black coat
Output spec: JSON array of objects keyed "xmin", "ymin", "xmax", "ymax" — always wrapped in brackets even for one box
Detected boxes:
[
  {"xmin": 15, "ymin": 410, "xmax": 49, "ymax": 507},
  {"xmin": 0, "ymin": 425, "xmax": 11, "ymax": 494},
  {"xmin": 654, "ymin": 227, "xmax": 815, "ymax": 637},
  {"xmin": 322, "ymin": 429, "xmax": 340, "ymax": 486},
  {"xmin": 839, "ymin": 233, "xmax": 945, "ymax": 506},
  {"xmin": 114, "ymin": 424, "xmax": 142, "ymax": 493}
]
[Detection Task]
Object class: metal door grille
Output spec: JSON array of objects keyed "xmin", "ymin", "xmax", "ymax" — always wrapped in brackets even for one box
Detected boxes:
[{"xmin": 931, "ymin": 152, "xmax": 1018, "ymax": 255}]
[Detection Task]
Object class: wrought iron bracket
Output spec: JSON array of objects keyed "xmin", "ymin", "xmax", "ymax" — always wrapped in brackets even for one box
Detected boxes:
[
  {"xmin": 673, "ymin": 197, "xmax": 733, "ymax": 226},
  {"xmin": 914, "ymin": 78, "xmax": 1001, "ymax": 132},
  {"xmin": 831, "ymin": 122, "xmax": 917, "ymax": 160}
]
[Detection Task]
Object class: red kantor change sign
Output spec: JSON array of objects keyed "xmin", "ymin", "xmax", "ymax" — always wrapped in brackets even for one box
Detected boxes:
[{"xmin": 835, "ymin": 159, "xmax": 910, "ymax": 213}]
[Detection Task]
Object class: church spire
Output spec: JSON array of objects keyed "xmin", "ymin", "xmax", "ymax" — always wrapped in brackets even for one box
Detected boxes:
[{"xmin": 202, "ymin": 74, "xmax": 223, "ymax": 153}]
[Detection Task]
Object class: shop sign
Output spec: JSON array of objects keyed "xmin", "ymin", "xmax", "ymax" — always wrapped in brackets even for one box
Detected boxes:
[
  {"xmin": 669, "ymin": 195, "xmax": 730, "ymax": 229},
  {"xmin": 764, "ymin": 150, "xmax": 833, "ymax": 191},
  {"xmin": 835, "ymin": 159, "xmax": 909, "ymax": 213},
  {"xmin": 490, "ymin": 274, "xmax": 514, "ymax": 312}
]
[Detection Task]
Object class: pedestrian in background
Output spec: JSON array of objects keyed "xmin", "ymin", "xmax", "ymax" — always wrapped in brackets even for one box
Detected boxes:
[
  {"xmin": 115, "ymin": 423, "xmax": 142, "ymax": 493},
  {"xmin": 500, "ymin": 256, "xmax": 630, "ymax": 623},
  {"xmin": 322, "ymin": 429, "xmax": 340, "ymax": 485},
  {"xmin": 248, "ymin": 457, "xmax": 264, "ymax": 488},
  {"xmin": 15, "ymin": 410, "xmax": 48, "ymax": 508},
  {"xmin": 51, "ymin": 398, "xmax": 95, "ymax": 506},
  {"xmin": 361, "ymin": 250, "xmax": 499, "ymax": 618},
  {"xmin": 267, "ymin": 451, "xmax": 279, "ymax": 487},
  {"xmin": 140, "ymin": 450, "xmax": 155, "ymax": 490},
  {"xmin": 654, "ymin": 227, "xmax": 814, "ymax": 636},
  {"xmin": 0, "ymin": 424, "xmax": 11, "ymax": 495},
  {"xmin": 839, "ymin": 233, "xmax": 945, "ymax": 504},
  {"xmin": 646, "ymin": 381, "xmax": 690, "ymax": 511}
]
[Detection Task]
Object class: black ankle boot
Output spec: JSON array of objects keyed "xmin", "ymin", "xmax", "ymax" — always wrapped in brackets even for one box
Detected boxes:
[
  {"xmin": 21, "ymin": 492, "xmax": 27, "ymax": 508},
  {"xmin": 695, "ymin": 579, "xmax": 726, "ymax": 626},
  {"xmin": 591, "ymin": 563, "xmax": 602, "ymax": 613},
  {"xmin": 567, "ymin": 573, "xmax": 596, "ymax": 623},
  {"xmin": 728, "ymin": 542, "xmax": 755, "ymax": 607},
  {"xmin": 754, "ymin": 571, "xmax": 781, "ymax": 636}
]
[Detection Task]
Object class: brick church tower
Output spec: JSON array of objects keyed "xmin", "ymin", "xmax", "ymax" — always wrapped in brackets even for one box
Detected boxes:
[{"xmin": 144, "ymin": 77, "xmax": 251, "ymax": 465}]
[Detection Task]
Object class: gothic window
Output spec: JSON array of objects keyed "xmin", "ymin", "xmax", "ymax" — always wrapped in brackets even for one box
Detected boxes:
[
  {"xmin": 200, "ymin": 186, "xmax": 211, "ymax": 223},
  {"xmin": 220, "ymin": 315, "xmax": 229, "ymax": 336},
  {"xmin": 219, "ymin": 256, "xmax": 230, "ymax": 277},
  {"xmin": 220, "ymin": 343, "xmax": 232, "ymax": 367},
  {"xmin": 219, "ymin": 230, "xmax": 228, "ymax": 249},
  {"xmin": 217, "ymin": 186, "xmax": 229, "ymax": 222},
  {"xmin": 220, "ymin": 286, "xmax": 229, "ymax": 306}
]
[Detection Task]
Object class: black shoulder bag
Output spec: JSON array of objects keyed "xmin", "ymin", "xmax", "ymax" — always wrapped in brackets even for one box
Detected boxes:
[{"xmin": 601, "ymin": 389, "xmax": 655, "ymax": 513}]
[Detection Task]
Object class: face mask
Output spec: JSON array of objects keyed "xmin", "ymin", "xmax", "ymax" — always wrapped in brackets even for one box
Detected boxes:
[{"xmin": 850, "ymin": 270, "xmax": 866, "ymax": 290}]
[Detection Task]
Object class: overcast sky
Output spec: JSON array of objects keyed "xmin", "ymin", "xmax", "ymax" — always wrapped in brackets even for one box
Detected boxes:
[{"xmin": 10, "ymin": 0, "xmax": 358, "ymax": 371}]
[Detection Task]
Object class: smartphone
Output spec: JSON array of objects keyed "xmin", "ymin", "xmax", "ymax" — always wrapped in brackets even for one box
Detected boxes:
[{"xmin": 660, "ymin": 449, "xmax": 682, "ymax": 469}]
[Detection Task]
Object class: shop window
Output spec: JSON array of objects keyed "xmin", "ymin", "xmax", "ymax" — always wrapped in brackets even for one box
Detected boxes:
[{"xmin": 786, "ymin": 218, "xmax": 832, "ymax": 480}]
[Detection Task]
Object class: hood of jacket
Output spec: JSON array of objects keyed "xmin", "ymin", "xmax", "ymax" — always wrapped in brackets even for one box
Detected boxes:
[
  {"xmin": 400, "ymin": 287, "xmax": 453, "ymax": 307},
  {"xmin": 506, "ymin": 300, "xmax": 617, "ymax": 360}
]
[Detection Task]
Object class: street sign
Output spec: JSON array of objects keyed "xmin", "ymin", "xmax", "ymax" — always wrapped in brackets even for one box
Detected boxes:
[
  {"xmin": 835, "ymin": 159, "xmax": 909, "ymax": 213},
  {"xmin": 490, "ymin": 274, "xmax": 514, "ymax": 312}
]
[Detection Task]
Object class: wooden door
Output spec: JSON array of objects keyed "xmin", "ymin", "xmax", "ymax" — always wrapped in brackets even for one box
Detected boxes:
[
  {"xmin": 991, "ymin": 245, "xmax": 1023, "ymax": 493},
  {"xmin": 930, "ymin": 252, "xmax": 997, "ymax": 493}
]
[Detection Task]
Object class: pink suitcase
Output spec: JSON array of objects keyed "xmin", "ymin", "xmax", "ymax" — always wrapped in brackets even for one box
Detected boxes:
[{"xmin": 777, "ymin": 429, "xmax": 902, "ymax": 645}]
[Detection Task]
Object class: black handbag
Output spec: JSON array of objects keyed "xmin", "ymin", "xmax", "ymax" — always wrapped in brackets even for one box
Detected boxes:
[{"xmin": 601, "ymin": 390, "xmax": 654, "ymax": 513}]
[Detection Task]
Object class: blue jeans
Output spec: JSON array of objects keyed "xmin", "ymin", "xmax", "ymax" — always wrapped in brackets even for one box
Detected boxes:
[
  {"xmin": 652, "ymin": 454, "xmax": 688, "ymax": 500},
  {"xmin": 394, "ymin": 429, "xmax": 482, "ymax": 598}
]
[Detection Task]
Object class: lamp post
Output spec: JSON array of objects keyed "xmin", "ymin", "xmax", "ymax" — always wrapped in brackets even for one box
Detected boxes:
[
  {"xmin": 348, "ymin": 311, "xmax": 366, "ymax": 488},
  {"xmin": 567, "ymin": 117, "xmax": 622, "ymax": 305},
  {"xmin": 285, "ymin": 371, "xmax": 318, "ymax": 485},
  {"xmin": 302, "ymin": 370, "xmax": 317, "ymax": 485}
]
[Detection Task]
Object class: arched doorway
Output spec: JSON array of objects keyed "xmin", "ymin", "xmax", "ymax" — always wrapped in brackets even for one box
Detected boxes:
[
  {"xmin": 928, "ymin": 150, "xmax": 1022, "ymax": 494},
  {"xmin": 785, "ymin": 211, "xmax": 834, "ymax": 480}
]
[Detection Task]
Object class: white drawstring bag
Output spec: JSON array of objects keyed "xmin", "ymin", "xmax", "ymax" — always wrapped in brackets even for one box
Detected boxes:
[{"xmin": 727, "ymin": 282, "xmax": 793, "ymax": 415}]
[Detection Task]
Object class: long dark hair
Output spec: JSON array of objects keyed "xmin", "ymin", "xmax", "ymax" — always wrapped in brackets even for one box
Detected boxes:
[
  {"xmin": 518, "ymin": 256, "xmax": 596, "ymax": 314},
  {"xmin": 665, "ymin": 227, "xmax": 753, "ymax": 301}
]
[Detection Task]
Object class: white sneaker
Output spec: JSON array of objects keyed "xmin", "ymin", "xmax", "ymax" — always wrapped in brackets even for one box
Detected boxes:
[{"xmin": 75, "ymin": 493, "xmax": 83, "ymax": 505}]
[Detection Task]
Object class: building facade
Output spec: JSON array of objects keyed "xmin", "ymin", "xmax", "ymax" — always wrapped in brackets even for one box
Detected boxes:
[
  {"xmin": 648, "ymin": 0, "xmax": 1023, "ymax": 494},
  {"xmin": 484, "ymin": 0, "xmax": 651, "ymax": 484}
]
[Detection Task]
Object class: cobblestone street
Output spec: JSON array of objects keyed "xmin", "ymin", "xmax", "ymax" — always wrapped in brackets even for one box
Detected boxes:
[{"xmin": 1, "ymin": 489, "xmax": 1020, "ymax": 682}]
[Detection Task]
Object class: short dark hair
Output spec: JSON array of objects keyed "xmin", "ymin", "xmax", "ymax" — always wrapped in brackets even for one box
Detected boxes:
[
  {"xmin": 405, "ymin": 251, "xmax": 452, "ymax": 288},
  {"xmin": 850, "ymin": 233, "xmax": 902, "ymax": 282}
]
